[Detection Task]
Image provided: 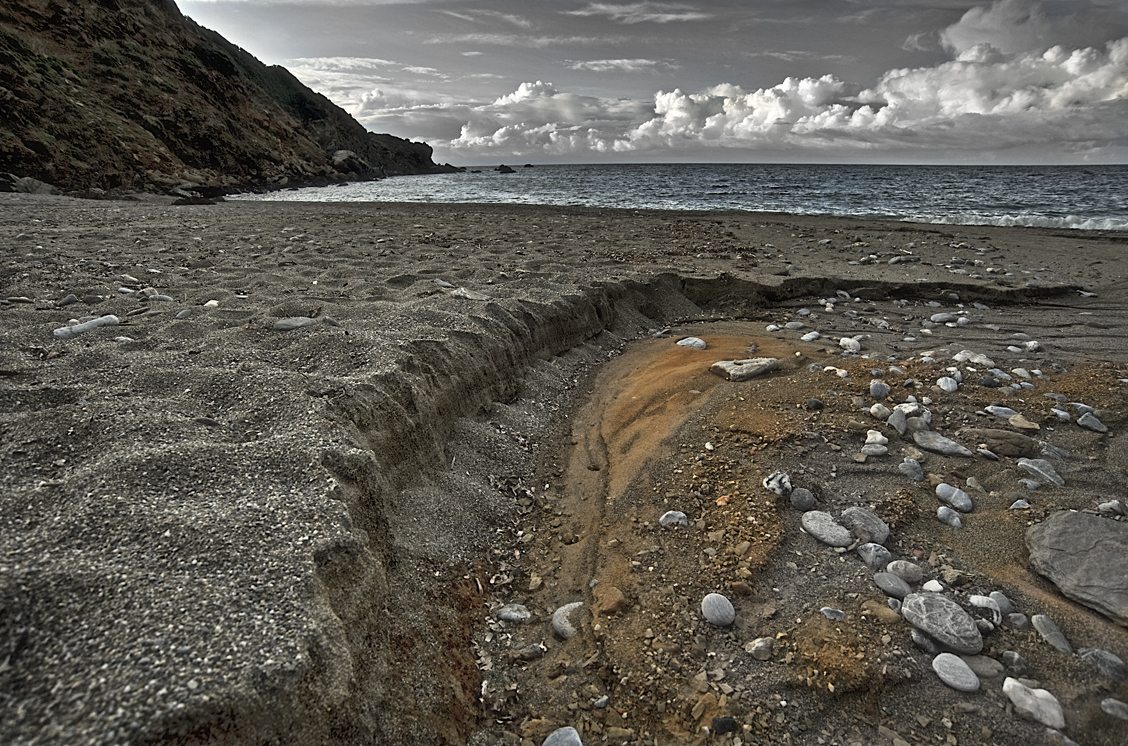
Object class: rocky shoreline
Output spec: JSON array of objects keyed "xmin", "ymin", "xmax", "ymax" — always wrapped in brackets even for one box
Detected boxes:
[{"xmin": 1, "ymin": 194, "xmax": 1126, "ymax": 745}]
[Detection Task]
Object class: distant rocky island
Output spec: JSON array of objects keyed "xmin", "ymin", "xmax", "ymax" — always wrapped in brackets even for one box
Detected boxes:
[{"xmin": 0, "ymin": 0, "xmax": 457, "ymax": 196}]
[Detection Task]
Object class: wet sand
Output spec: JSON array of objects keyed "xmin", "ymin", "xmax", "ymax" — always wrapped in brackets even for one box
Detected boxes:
[{"xmin": 1, "ymin": 193, "xmax": 1127, "ymax": 745}]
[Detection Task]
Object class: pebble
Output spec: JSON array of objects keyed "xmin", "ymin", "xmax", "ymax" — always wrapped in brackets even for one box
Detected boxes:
[
  {"xmin": 968, "ymin": 595, "xmax": 1002, "ymax": 625},
  {"xmin": 784, "ymin": 321, "xmax": 805, "ymax": 330},
  {"xmin": 203, "ymin": 299, "xmax": 219, "ymax": 308},
  {"xmin": 870, "ymin": 403, "xmax": 892, "ymax": 420},
  {"xmin": 857, "ymin": 543, "xmax": 893, "ymax": 571},
  {"xmin": 937, "ymin": 376, "xmax": 959, "ymax": 393},
  {"xmin": 932, "ymin": 652, "xmax": 980, "ymax": 692},
  {"xmin": 1004, "ymin": 613, "xmax": 1031, "ymax": 630},
  {"xmin": 865, "ymin": 430, "xmax": 888, "ymax": 446},
  {"xmin": 176, "ymin": 309, "xmax": 192, "ymax": 320},
  {"xmin": 820, "ymin": 607, "xmax": 846, "ymax": 621},
  {"xmin": 1078, "ymin": 647, "xmax": 1128, "ymax": 682},
  {"xmin": 804, "ymin": 398, "xmax": 825, "ymax": 411},
  {"xmin": 659, "ymin": 510, "xmax": 689, "ymax": 527},
  {"xmin": 1031, "ymin": 614, "xmax": 1072, "ymax": 654},
  {"xmin": 552, "ymin": 602, "xmax": 584, "ymax": 639},
  {"xmin": 886, "ymin": 560, "xmax": 924, "ymax": 584},
  {"xmin": 898, "ymin": 457, "xmax": 925, "ymax": 482},
  {"xmin": 1018, "ymin": 478, "xmax": 1041, "ymax": 490},
  {"xmin": 870, "ymin": 380, "xmax": 891, "ymax": 400},
  {"xmin": 676, "ymin": 337, "xmax": 707, "ymax": 350},
  {"xmin": 913, "ymin": 431, "xmax": 973, "ymax": 457},
  {"xmin": 977, "ymin": 375, "xmax": 1000, "ymax": 388},
  {"xmin": 861, "ymin": 444, "xmax": 888, "ymax": 456},
  {"xmin": 1078, "ymin": 412, "xmax": 1108, "ymax": 432},
  {"xmin": 1098, "ymin": 500, "xmax": 1126, "ymax": 516},
  {"xmin": 789, "ymin": 488, "xmax": 817, "ymax": 511},
  {"xmin": 711, "ymin": 357, "xmax": 779, "ymax": 381},
  {"xmin": 985, "ymin": 405, "xmax": 1019, "ymax": 419},
  {"xmin": 1009, "ymin": 499, "xmax": 1030, "ymax": 509},
  {"xmin": 961, "ymin": 654, "xmax": 1004, "ymax": 680},
  {"xmin": 762, "ymin": 471, "xmax": 792, "ymax": 496},
  {"xmin": 58, "ymin": 293, "xmax": 78, "ymax": 307},
  {"xmin": 53, "ymin": 314, "xmax": 120, "ymax": 340},
  {"xmin": 1101, "ymin": 698, "xmax": 1128, "ymax": 721},
  {"xmin": 839, "ymin": 337, "xmax": 861, "ymax": 353},
  {"xmin": 800, "ymin": 331, "xmax": 821, "ymax": 342},
  {"xmin": 701, "ymin": 593, "xmax": 736, "ymax": 626},
  {"xmin": 1001, "ymin": 650, "xmax": 1028, "ymax": 675},
  {"xmin": 840, "ymin": 506, "xmax": 889, "ymax": 545},
  {"xmin": 874, "ymin": 572, "xmax": 912, "ymax": 599},
  {"xmin": 1008, "ymin": 414, "xmax": 1040, "ymax": 430},
  {"xmin": 922, "ymin": 579, "xmax": 944, "ymax": 592},
  {"xmin": 911, "ymin": 628, "xmax": 942, "ymax": 655},
  {"xmin": 901, "ymin": 593, "xmax": 983, "ymax": 654},
  {"xmin": 273, "ymin": 316, "xmax": 318, "ymax": 331},
  {"xmin": 748, "ymin": 637, "xmax": 774, "ymax": 661},
  {"xmin": 1003, "ymin": 677, "xmax": 1065, "ymax": 729},
  {"xmin": 1017, "ymin": 458, "xmax": 1064, "ymax": 486},
  {"xmin": 800, "ymin": 511, "xmax": 853, "ymax": 547},
  {"xmin": 496, "ymin": 604, "xmax": 531, "ymax": 623},
  {"xmin": 936, "ymin": 483, "xmax": 973, "ymax": 512},
  {"xmin": 990, "ymin": 591, "xmax": 1016, "ymax": 615},
  {"xmin": 542, "ymin": 726, "xmax": 583, "ymax": 746},
  {"xmin": 937, "ymin": 507, "xmax": 963, "ymax": 528},
  {"xmin": 887, "ymin": 408, "xmax": 907, "ymax": 434}
]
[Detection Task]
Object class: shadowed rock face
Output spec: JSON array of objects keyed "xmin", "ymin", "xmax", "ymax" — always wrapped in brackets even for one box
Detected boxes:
[{"xmin": 0, "ymin": 0, "xmax": 455, "ymax": 193}]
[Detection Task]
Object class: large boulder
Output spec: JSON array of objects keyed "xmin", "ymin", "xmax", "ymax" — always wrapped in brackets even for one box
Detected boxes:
[{"xmin": 1027, "ymin": 511, "xmax": 1128, "ymax": 626}]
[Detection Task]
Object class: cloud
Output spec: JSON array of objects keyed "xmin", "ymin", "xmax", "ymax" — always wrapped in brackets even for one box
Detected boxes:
[
  {"xmin": 562, "ymin": 2, "xmax": 713, "ymax": 24},
  {"xmin": 425, "ymin": 33, "xmax": 614, "ymax": 48},
  {"xmin": 436, "ymin": 9, "xmax": 533, "ymax": 29},
  {"xmin": 940, "ymin": 0, "xmax": 1056, "ymax": 55},
  {"xmin": 567, "ymin": 58, "xmax": 674, "ymax": 72},
  {"xmin": 435, "ymin": 37, "xmax": 1128, "ymax": 160}
]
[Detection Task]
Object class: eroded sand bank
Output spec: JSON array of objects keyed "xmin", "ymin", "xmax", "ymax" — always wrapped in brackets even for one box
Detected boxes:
[{"xmin": 2, "ymin": 194, "xmax": 1127, "ymax": 745}]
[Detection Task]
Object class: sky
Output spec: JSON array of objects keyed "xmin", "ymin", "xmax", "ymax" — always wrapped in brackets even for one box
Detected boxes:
[{"xmin": 178, "ymin": 0, "xmax": 1128, "ymax": 165}]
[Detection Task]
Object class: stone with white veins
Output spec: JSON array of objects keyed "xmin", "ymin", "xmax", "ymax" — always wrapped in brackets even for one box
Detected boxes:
[
  {"xmin": 914, "ymin": 431, "xmax": 973, "ymax": 457},
  {"xmin": 932, "ymin": 652, "xmax": 980, "ymax": 692},
  {"xmin": 886, "ymin": 560, "xmax": 924, "ymax": 584},
  {"xmin": 936, "ymin": 483, "xmax": 973, "ymax": 512},
  {"xmin": 1003, "ymin": 677, "xmax": 1065, "ymax": 730},
  {"xmin": 762, "ymin": 471, "xmax": 792, "ymax": 496},
  {"xmin": 857, "ymin": 543, "xmax": 893, "ymax": 572},
  {"xmin": 800, "ymin": 511, "xmax": 853, "ymax": 547},
  {"xmin": 1078, "ymin": 647, "xmax": 1128, "ymax": 682},
  {"xmin": 1017, "ymin": 458, "xmax": 1064, "ymax": 487},
  {"xmin": 901, "ymin": 593, "xmax": 983, "ymax": 654}
]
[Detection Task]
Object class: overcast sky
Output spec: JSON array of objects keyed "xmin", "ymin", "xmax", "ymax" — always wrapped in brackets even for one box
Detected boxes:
[{"xmin": 179, "ymin": 0, "xmax": 1128, "ymax": 165}]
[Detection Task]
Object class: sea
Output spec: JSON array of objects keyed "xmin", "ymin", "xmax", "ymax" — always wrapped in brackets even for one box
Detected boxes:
[{"xmin": 231, "ymin": 163, "xmax": 1128, "ymax": 232}]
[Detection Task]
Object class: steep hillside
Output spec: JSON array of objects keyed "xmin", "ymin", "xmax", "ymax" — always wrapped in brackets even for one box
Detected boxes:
[{"xmin": 0, "ymin": 0, "xmax": 456, "ymax": 194}]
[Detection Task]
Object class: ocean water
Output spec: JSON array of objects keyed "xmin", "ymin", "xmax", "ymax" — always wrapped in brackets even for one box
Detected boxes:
[{"xmin": 232, "ymin": 163, "xmax": 1128, "ymax": 232}]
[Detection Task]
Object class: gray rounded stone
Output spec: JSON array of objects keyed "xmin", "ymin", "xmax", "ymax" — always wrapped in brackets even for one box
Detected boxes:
[
  {"xmin": 1018, "ymin": 457, "xmax": 1065, "ymax": 486},
  {"xmin": 932, "ymin": 652, "xmax": 980, "ymax": 692},
  {"xmin": 870, "ymin": 380, "xmax": 891, "ymax": 400},
  {"xmin": 1003, "ymin": 677, "xmax": 1064, "ymax": 729},
  {"xmin": 989, "ymin": 591, "xmax": 1016, "ymax": 615},
  {"xmin": 1001, "ymin": 650, "xmax": 1028, "ymax": 675},
  {"xmin": 913, "ymin": 430, "xmax": 973, "ymax": 457},
  {"xmin": 898, "ymin": 457, "xmax": 925, "ymax": 482},
  {"xmin": 659, "ymin": 510, "xmax": 689, "ymax": 527},
  {"xmin": 1031, "ymin": 614, "xmax": 1072, "ymax": 654},
  {"xmin": 821, "ymin": 607, "xmax": 846, "ymax": 621},
  {"xmin": 886, "ymin": 560, "xmax": 924, "ymax": 584},
  {"xmin": 874, "ymin": 572, "xmax": 912, "ymax": 599},
  {"xmin": 800, "ymin": 511, "xmax": 853, "ymax": 547},
  {"xmin": 936, "ymin": 483, "xmax": 973, "ymax": 512},
  {"xmin": 840, "ymin": 506, "xmax": 890, "ymax": 545},
  {"xmin": 1101, "ymin": 698, "xmax": 1128, "ymax": 721},
  {"xmin": 901, "ymin": 593, "xmax": 983, "ymax": 655},
  {"xmin": 1004, "ymin": 613, "xmax": 1031, "ymax": 630},
  {"xmin": 1079, "ymin": 647, "xmax": 1128, "ymax": 682},
  {"xmin": 961, "ymin": 654, "xmax": 1004, "ymax": 680},
  {"xmin": 701, "ymin": 593, "xmax": 735, "ymax": 626},
  {"xmin": 937, "ymin": 506, "xmax": 963, "ymax": 528},
  {"xmin": 1078, "ymin": 412, "xmax": 1108, "ymax": 432},
  {"xmin": 496, "ymin": 604, "xmax": 531, "ymax": 623},
  {"xmin": 676, "ymin": 336, "xmax": 707, "ymax": 350},
  {"xmin": 542, "ymin": 726, "xmax": 584, "ymax": 746},
  {"xmin": 857, "ymin": 542, "xmax": 892, "ymax": 572},
  {"xmin": 789, "ymin": 487, "xmax": 817, "ymax": 511}
]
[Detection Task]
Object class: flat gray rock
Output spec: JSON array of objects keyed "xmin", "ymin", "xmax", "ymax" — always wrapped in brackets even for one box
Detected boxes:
[
  {"xmin": 1017, "ymin": 457, "xmax": 1064, "ymax": 487},
  {"xmin": 1079, "ymin": 647, "xmax": 1128, "ymax": 682},
  {"xmin": 800, "ymin": 511, "xmax": 853, "ymax": 547},
  {"xmin": 874, "ymin": 572, "xmax": 912, "ymax": 599},
  {"xmin": 959, "ymin": 428, "xmax": 1038, "ymax": 458},
  {"xmin": 932, "ymin": 652, "xmax": 979, "ymax": 692},
  {"xmin": 273, "ymin": 316, "xmax": 318, "ymax": 331},
  {"xmin": 913, "ymin": 430, "xmax": 972, "ymax": 457},
  {"xmin": 1027, "ymin": 511, "xmax": 1128, "ymax": 626},
  {"xmin": 710, "ymin": 357, "xmax": 779, "ymax": 381},
  {"xmin": 840, "ymin": 506, "xmax": 889, "ymax": 545},
  {"xmin": 1031, "ymin": 614, "xmax": 1073, "ymax": 654},
  {"xmin": 1078, "ymin": 411, "xmax": 1108, "ymax": 432},
  {"xmin": 901, "ymin": 593, "xmax": 983, "ymax": 654}
]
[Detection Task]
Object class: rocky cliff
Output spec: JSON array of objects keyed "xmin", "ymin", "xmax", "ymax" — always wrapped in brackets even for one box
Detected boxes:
[{"xmin": 0, "ymin": 0, "xmax": 457, "ymax": 194}]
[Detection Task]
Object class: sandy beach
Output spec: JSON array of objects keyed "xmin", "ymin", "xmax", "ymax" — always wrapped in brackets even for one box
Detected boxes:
[{"xmin": 2, "ymin": 193, "xmax": 1127, "ymax": 746}]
